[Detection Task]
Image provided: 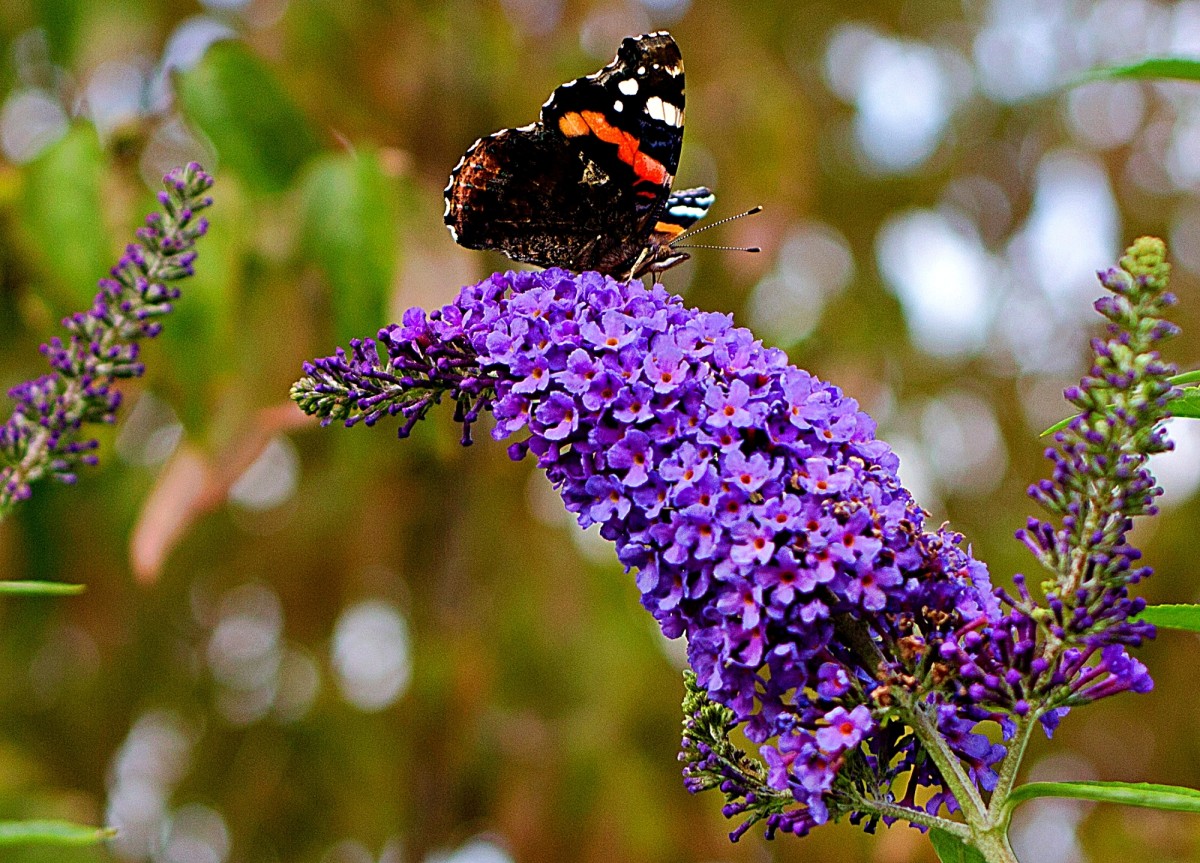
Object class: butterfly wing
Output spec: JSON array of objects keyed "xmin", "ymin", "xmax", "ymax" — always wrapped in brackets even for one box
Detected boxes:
[
  {"xmin": 652, "ymin": 186, "xmax": 715, "ymax": 241},
  {"xmin": 540, "ymin": 31, "xmax": 685, "ymax": 189},
  {"xmin": 444, "ymin": 32, "xmax": 690, "ymax": 276},
  {"xmin": 444, "ymin": 125, "xmax": 642, "ymax": 271}
]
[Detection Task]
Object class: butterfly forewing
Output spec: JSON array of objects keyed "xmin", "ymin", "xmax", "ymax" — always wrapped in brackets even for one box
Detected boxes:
[{"xmin": 444, "ymin": 31, "xmax": 700, "ymax": 278}]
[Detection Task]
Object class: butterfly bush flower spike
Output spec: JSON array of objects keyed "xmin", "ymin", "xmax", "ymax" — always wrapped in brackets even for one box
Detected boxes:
[
  {"xmin": 294, "ymin": 231, "xmax": 1177, "ymax": 862},
  {"xmin": 293, "ymin": 267, "xmax": 1012, "ymax": 842},
  {"xmin": 0, "ymin": 163, "xmax": 213, "ymax": 518},
  {"xmin": 962, "ymin": 238, "xmax": 1176, "ymax": 747}
]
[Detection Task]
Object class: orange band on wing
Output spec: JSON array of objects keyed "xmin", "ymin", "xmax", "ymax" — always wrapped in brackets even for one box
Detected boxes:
[
  {"xmin": 653, "ymin": 220, "xmax": 686, "ymax": 239},
  {"xmin": 558, "ymin": 112, "xmax": 590, "ymax": 137},
  {"xmin": 578, "ymin": 110, "xmax": 669, "ymax": 186},
  {"xmin": 633, "ymin": 150, "xmax": 667, "ymax": 185}
]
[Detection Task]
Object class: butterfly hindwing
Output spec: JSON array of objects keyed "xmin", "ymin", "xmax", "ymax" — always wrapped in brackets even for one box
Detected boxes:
[
  {"xmin": 659, "ymin": 187, "xmax": 715, "ymax": 232},
  {"xmin": 445, "ymin": 125, "xmax": 642, "ymax": 271}
]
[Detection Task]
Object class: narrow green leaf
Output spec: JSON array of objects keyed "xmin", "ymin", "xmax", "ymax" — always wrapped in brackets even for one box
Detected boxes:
[
  {"xmin": 1041, "ymin": 416, "xmax": 1072, "ymax": 436},
  {"xmin": 0, "ymin": 581, "xmax": 85, "ymax": 595},
  {"xmin": 929, "ymin": 828, "xmax": 987, "ymax": 863},
  {"xmin": 20, "ymin": 123, "xmax": 110, "ymax": 311},
  {"xmin": 301, "ymin": 149, "xmax": 399, "ymax": 345},
  {"xmin": 177, "ymin": 41, "xmax": 321, "ymax": 194},
  {"xmin": 1135, "ymin": 604, "xmax": 1200, "ymax": 632},
  {"xmin": 1169, "ymin": 386, "xmax": 1200, "ymax": 419},
  {"xmin": 1170, "ymin": 370, "xmax": 1200, "ymax": 386},
  {"xmin": 1010, "ymin": 780, "xmax": 1200, "ymax": 812},
  {"xmin": 0, "ymin": 819, "xmax": 115, "ymax": 846},
  {"xmin": 1073, "ymin": 57, "xmax": 1200, "ymax": 85}
]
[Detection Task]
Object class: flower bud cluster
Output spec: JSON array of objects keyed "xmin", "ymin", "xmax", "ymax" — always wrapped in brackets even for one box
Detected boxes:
[
  {"xmin": 941, "ymin": 239, "xmax": 1175, "ymax": 730},
  {"xmin": 0, "ymin": 163, "xmax": 213, "ymax": 514}
]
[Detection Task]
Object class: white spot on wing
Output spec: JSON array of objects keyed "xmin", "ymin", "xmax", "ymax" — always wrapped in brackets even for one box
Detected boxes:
[
  {"xmin": 618, "ymin": 78, "xmax": 639, "ymax": 95},
  {"xmin": 613, "ymin": 100, "xmax": 623, "ymax": 112},
  {"xmin": 637, "ymin": 66, "xmax": 646, "ymax": 75},
  {"xmin": 644, "ymin": 97, "xmax": 683, "ymax": 127},
  {"xmin": 447, "ymin": 224, "xmax": 458, "ymax": 242}
]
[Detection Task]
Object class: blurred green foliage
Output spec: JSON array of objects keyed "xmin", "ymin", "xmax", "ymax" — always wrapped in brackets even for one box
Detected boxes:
[
  {"xmin": 300, "ymin": 149, "xmax": 404, "ymax": 345},
  {"xmin": 178, "ymin": 40, "xmax": 320, "ymax": 195},
  {"xmin": 19, "ymin": 125, "xmax": 109, "ymax": 312},
  {"xmin": 0, "ymin": 2, "xmax": 1199, "ymax": 863}
]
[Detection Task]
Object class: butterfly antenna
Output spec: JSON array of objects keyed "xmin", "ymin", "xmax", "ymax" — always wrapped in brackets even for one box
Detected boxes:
[
  {"xmin": 671, "ymin": 243, "xmax": 761, "ymax": 254},
  {"xmin": 670, "ymin": 205, "xmax": 763, "ymax": 245}
]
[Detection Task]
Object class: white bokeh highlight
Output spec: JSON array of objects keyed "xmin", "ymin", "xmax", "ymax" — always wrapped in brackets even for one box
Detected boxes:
[
  {"xmin": 426, "ymin": 837, "xmax": 516, "ymax": 863},
  {"xmin": 825, "ymin": 25, "xmax": 967, "ymax": 172},
  {"xmin": 228, "ymin": 436, "xmax": 300, "ymax": 511},
  {"xmin": 331, "ymin": 600, "xmax": 412, "ymax": 712},
  {"xmin": 876, "ymin": 209, "xmax": 997, "ymax": 356},
  {"xmin": 747, "ymin": 222, "xmax": 854, "ymax": 346},
  {"xmin": 0, "ymin": 89, "xmax": 67, "ymax": 162},
  {"xmin": 1151, "ymin": 417, "xmax": 1200, "ymax": 509},
  {"xmin": 105, "ymin": 712, "xmax": 196, "ymax": 861}
]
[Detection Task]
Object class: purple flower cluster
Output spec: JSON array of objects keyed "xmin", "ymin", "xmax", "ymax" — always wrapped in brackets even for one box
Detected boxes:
[
  {"xmin": 297, "ymin": 267, "xmax": 1005, "ymax": 834},
  {"xmin": 0, "ymin": 163, "xmax": 212, "ymax": 515}
]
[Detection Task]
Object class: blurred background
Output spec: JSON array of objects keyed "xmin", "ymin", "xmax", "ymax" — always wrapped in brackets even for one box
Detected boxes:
[{"xmin": 1, "ymin": 1, "xmax": 1200, "ymax": 861}]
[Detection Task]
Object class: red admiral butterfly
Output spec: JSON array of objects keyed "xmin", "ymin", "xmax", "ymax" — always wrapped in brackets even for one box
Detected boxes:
[{"xmin": 444, "ymin": 32, "xmax": 740, "ymax": 281}]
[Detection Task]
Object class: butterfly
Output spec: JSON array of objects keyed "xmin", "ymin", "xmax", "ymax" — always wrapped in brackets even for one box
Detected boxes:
[{"xmin": 443, "ymin": 31, "xmax": 726, "ymax": 281}]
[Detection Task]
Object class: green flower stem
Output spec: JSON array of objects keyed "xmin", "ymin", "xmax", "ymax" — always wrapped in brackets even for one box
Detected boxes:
[
  {"xmin": 850, "ymin": 794, "xmax": 971, "ymax": 838},
  {"xmin": 896, "ymin": 692, "xmax": 989, "ymax": 823},
  {"xmin": 989, "ymin": 717, "xmax": 1035, "ymax": 819}
]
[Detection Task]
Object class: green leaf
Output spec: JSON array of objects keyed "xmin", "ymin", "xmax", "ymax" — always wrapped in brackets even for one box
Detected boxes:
[
  {"xmin": 1135, "ymin": 604, "xmax": 1200, "ymax": 632},
  {"xmin": 20, "ymin": 124, "xmax": 110, "ymax": 311},
  {"xmin": 930, "ymin": 828, "xmax": 987, "ymax": 863},
  {"xmin": 1170, "ymin": 370, "xmax": 1200, "ymax": 386},
  {"xmin": 0, "ymin": 581, "xmax": 85, "ymax": 596},
  {"xmin": 1169, "ymin": 386, "xmax": 1200, "ymax": 419},
  {"xmin": 33, "ymin": 0, "xmax": 84, "ymax": 64},
  {"xmin": 1010, "ymin": 780, "xmax": 1200, "ymax": 813},
  {"xmin": 301, "ymin": 149, "xmax": 399, "ymax": 344},
  {"xmin": 1040, "ymin": 415, "xmax": 1071, "ymax": 436},
  {"xmin": 1072, "ymin": 57, "xmax": 1200, "ymax": 85},
  {"xmin": 0, "ymin": 820, "xmax": 115, "ymax": 846},
  {"xmin": 177, "ymin": 40, "xmax": 321, "ymax": 194}
]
